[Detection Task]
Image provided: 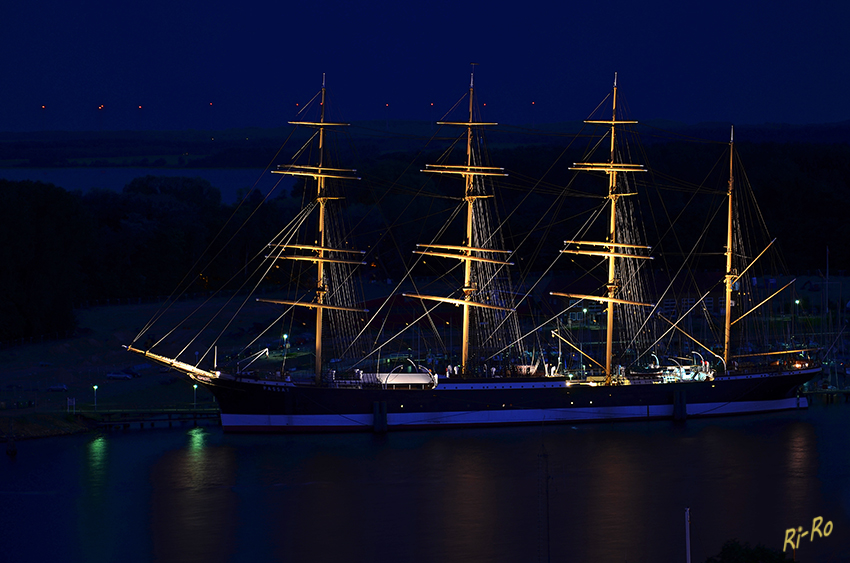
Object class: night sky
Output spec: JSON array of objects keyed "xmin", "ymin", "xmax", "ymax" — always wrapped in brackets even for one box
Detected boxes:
[{"xmin": 2, "ymin": 0, "xmax": 848, "ymax": 131}]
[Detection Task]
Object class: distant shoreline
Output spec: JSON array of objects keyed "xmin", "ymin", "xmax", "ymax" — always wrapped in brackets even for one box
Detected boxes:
[
  {"xmin": 2, "ymin": 408, "xmax": 221, "ymax": 442},
  {"xmin": 0, "ymin": 167, "xmax": 290, "ymax": 205}
]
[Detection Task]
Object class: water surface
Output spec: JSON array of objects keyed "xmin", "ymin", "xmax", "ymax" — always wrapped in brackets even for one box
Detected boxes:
[{"xmin": 2, "ymin": 402, "xmax": 849, "ymax": 562}]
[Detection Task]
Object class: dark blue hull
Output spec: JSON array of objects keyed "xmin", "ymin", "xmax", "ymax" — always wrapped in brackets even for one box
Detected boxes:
[{"xmin": 192, "ymin": 367, "xmax": 820, "ymax": 432}]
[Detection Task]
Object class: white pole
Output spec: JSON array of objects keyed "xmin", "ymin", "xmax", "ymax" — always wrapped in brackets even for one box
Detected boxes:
[{"xmin": 685, "ymin": 507, "xmax": 691, "ymax": 563}]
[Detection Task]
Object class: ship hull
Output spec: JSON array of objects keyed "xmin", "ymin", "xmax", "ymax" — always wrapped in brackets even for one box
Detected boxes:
[{"xmin": 194, "ymin": 367, "xmax": 819, "ymax": 433}]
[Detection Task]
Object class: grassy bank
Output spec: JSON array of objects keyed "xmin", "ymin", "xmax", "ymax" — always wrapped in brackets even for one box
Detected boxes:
[{"xmin": 1, "ymin": 412, "xmax": 96, "ymax": 441}]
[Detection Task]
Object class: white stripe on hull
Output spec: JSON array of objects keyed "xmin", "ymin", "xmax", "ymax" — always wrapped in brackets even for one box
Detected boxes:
[
  {"xmin": 685, "ymin": 396, "xmax": 806, "ymax": 416},
  {"xmin": 220, "ymin": 412, "xmax": 374, "ymax": 430},
  {"xmin": 219, "ymin": 396, "xmax": 807, "ymax": 432}
]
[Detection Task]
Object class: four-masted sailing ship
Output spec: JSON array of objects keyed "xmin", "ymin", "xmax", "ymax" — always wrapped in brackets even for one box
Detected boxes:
[{"xmin": 127, "ymin": 73, "xmax": 820, "ymax": 432}]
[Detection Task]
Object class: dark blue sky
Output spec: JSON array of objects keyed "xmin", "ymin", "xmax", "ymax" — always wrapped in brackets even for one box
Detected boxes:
[{"xmin": 2, "ymin": 0, "xmax": 848, "ymax": 131}]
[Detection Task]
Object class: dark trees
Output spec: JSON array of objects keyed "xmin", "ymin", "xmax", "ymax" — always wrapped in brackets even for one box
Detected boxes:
[{"xmin": 0, "ymin": 180, "xmax": 88, "ymax": 340}]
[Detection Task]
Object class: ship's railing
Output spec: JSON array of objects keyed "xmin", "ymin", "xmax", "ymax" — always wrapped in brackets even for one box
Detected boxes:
[
  {"xmin": 324, "ymin": 367, "xmax": 436, "ymax": 390},
  {"xmin": 722, "ymin": 358, "xmax": 821, "ymax": 377}
]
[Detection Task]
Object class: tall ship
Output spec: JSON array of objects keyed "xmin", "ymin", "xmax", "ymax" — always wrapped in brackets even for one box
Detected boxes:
[{"xmin": 128, "ymin": 73, "xmax": 820, "ymax": 432}]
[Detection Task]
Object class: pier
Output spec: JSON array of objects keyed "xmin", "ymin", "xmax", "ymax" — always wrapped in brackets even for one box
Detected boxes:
[
  {"xmin": 802, "ymin": 389, "xmax": 850, "ymax": 404},
  {"xmin": 86, "ymin": 407, "xmax": 221, "ymax": 431}
]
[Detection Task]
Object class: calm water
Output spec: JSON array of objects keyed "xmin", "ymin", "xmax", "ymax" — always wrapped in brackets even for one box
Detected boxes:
[
  {"xmin": 2, "ymin": 402, "xmax": 849, "ymax": 563},
  {"xmin": 0, "ymin": 168, "xmax": 293, "ymax": 204}
]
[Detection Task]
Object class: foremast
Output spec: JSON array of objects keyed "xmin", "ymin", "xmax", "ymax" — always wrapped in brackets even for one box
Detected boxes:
[
  {"xmin": 261, "ymin": 75, "xmax": 365, "ymax": 384},
  {"xmin": 404, "ymin": 69, "xmax": 514, "ymax": 375},
  {"xmin": 551, "ymin": 76, "xmax": 652, "ymax": 384}
]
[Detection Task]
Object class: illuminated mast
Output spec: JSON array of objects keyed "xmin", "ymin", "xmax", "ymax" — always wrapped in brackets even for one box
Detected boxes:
[
  {"xmin": 404, "ymin": 66, "xmax": 514, "ymax": 376},
  {"xmin": 721, "ymin": 126, "xmax": 795, "ymax": 369},
  {"xmin": 552, "ymin": 74, "xmax": 652, "ymax": 384},
  {"xmin": 260, "ymin": 75, "xmax": 365, "ymax": 384},
  {"xmin": 723, "ymin": 127, "xmax": 735, "ymax": 368}
]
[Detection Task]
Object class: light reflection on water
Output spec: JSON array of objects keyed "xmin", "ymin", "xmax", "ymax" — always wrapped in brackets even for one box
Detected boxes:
[
  {"xmin": 1, "ymin": 403, "xmax": 849, "ymax": 563},
  {"xmin": 77, "ymin": 436, "xmax": 113, "ymax": 561},
  {"xmin": 150, "ymin": 427, "xmax": 238, "ymax": 562}
]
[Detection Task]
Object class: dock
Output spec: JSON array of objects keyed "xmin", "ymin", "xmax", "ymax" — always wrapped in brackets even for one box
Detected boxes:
[
  {"xmin": 802, "ymin": 389, "xmax": 850, "ymax": 404},
  {"xmin": 88, "ymin": 407, "xmax": 221, "ymax": 430}
]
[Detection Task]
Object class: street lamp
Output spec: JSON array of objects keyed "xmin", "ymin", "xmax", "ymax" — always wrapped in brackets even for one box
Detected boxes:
[
  {"xmin": 93, "ymin": 385, "xmax": 98, "ymax": 411},
  {"xmin": 794, "ymin": 299, "xmax": 800, "ymax": 340},
  {"xmin": 193, "ymin": 384, "xmax": 198, "ymax": 408},
  {"xmin": 447, "ymin": 320, "xmax": 452, "ymax": 365},
  {"xmin": 581, "ymin": 309, "xmax": 587, "ymax": 377},
  {"xmin": 281, "ymin": 333, "xmax": 290, "ymax": 374}
]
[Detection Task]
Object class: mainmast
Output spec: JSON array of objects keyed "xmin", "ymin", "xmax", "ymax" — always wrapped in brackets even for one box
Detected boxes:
[
  {"xmin": 404, "ymin": 67, "xmax": 514, "ymax": 375},
  {"xmin": 260, "ymin": 75, "xmax": 365, "ymax": 384},
  {"xmin": 551, "ymin": 76, "xmax": 652, "ymax": 384}
]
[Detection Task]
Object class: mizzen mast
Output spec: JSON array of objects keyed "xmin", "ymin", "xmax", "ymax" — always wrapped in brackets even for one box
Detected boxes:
[
  {"xmin": 723, "ymin": 126, "xmax": 735, "ymax": 368},
  {"xmin": 262, "ymin": 75, "xmax": 365, "ymax": 384},
  {"xmin": 551, "ymin": 75, "xmax": 652, "ymax": 384},
  {"xmin": 404, "ymin": 67, "xmax": 514, "ymax": 375}
]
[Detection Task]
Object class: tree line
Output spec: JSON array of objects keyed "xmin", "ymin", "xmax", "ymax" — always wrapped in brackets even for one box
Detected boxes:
[{"xmin": 1, "ymin": 138, "xmax": 848, "ymax": 342}]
